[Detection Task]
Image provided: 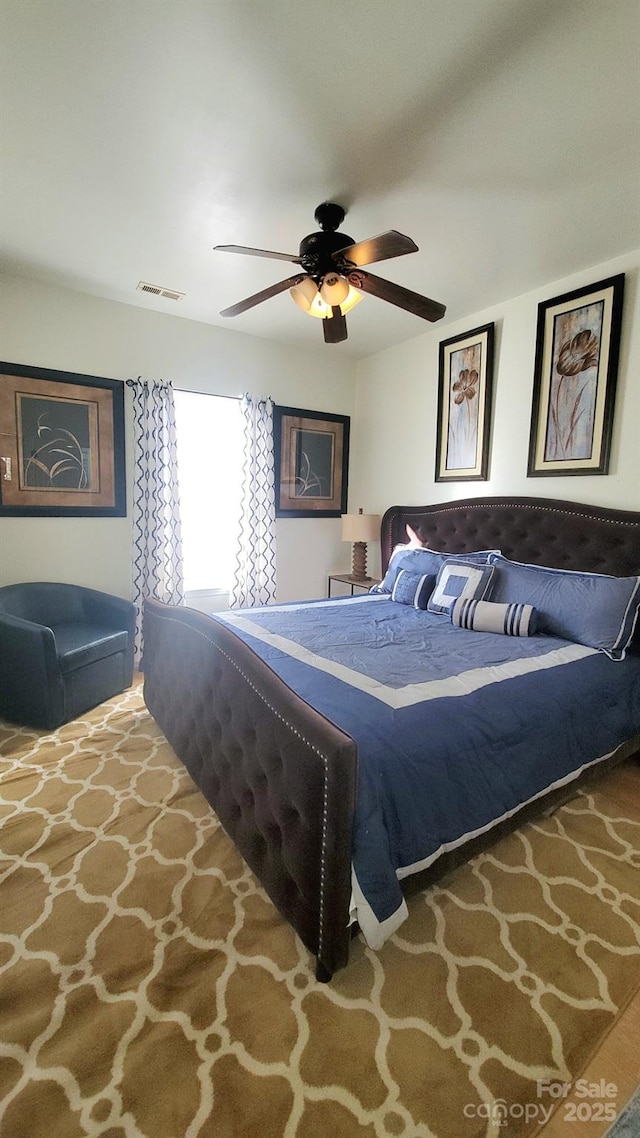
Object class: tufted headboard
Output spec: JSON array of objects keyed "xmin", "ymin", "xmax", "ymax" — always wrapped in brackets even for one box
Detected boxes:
[{"xmin": 380, "ymin": 496, "xmax": 640, "ymax": 579}]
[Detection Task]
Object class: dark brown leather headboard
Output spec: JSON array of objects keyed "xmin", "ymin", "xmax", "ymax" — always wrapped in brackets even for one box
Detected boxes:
[{"xmin": 381, "ymin": 496, "xmax": 640, "ymax": 578}]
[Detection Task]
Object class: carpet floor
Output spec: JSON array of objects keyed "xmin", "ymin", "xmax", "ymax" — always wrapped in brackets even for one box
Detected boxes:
[{"xmin": 1, "ymin": 683, "xmax": 639, "ymax": 1138}]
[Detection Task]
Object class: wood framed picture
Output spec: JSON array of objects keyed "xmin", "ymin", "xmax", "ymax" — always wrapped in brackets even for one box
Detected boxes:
[
  {"xmin": 273, "ymin": 405, "xmax": 350, "ymax": 518},
  {"xmin": 435, "ymin": 323, "xmax": 495, "ymax": 482},
  {"xmin": 527, "ymin": 274, "xmax": 625, "ymax": 477},
  {"xmin": 0, "ymin": 361, "xmax": 126, "ymax": 516}
]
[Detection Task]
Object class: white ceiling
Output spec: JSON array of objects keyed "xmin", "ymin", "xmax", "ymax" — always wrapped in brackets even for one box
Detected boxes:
[{"xmin": 1, "ymin": 0, "xmax": 639, "ymax": 360}]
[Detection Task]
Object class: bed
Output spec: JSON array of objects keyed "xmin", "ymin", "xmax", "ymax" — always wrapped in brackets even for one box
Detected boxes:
[{"xmin": 142, "ymin": 495, "xmax": 640, "ymax": 980}]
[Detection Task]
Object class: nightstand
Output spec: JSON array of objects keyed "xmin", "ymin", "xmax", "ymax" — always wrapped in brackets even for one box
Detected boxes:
[{"xmin": 327, "ymin": 573, "xmax": 381, "ymax": 598}]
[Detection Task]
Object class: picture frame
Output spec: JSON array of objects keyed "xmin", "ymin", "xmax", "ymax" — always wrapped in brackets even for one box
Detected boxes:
[
  {"xmin": 0, "ymin": 361, "xmax": 126, "ymax": 516},
  {"xmin": 527, "ymin": 274, "xmax": 625, "ymax": 477},
  {"xmin": 273, "ymin": 405, "xmax": 350, "ymax": 518},
  {"xmin": 435, "ymin": 323, "xmax": 495, "ymax": 482}
]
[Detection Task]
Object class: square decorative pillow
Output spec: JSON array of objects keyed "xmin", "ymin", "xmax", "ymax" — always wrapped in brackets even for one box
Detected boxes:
[
  {"xmin": 375, "ymin": 545, "xmax": 499, "ymax": 595},
  {"xmin": 391, "ymin": 569, "xmax": 435, "ymax": 609},
  {"xmin": 452, "ymin": 597, "xmax": 537, "ymax": 636},
  {"xmin": 373, "ymin": 547, "xmax": 442, "ymax": 594},
  {"xmin": 489, "ymin": 555, "xmax": 640, "ymax": 660},
  {"xmin": 427, "ymin": 559, "xmax": 495, "ymax": 615}
]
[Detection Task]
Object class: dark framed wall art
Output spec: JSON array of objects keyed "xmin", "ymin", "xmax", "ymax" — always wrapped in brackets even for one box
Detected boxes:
[
  {"xmin": 273, "ymin": 405, "xmax": 350, "ymax": 518},
  {"xmin": 527, "ymin": 274, "xmax": 625, "ymax": 477},
  {"xmin": 435, "ymin": 323, "xmax": 495, "ymax": 482},
  {"xmin": 0, "ymin": 361, "xmax": 126, "ymax": 516}
]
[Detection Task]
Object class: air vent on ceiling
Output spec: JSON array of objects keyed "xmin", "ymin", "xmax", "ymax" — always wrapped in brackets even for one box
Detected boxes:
[{"xmin": 137, "ymin": 281, "xmax": 185, "ymax": 301}]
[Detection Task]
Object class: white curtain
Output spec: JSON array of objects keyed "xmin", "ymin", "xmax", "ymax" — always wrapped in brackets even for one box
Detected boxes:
[
  {"xmin": 127, "ymin": 378, "xmax": 185, "ymax": 661},
  {"xmin": 230, "ymin": 394, "xmax": 277, "ymax": 608}
]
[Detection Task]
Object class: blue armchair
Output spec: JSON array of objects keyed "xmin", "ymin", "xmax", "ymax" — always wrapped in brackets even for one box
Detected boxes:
[{"xmin": 0, "ymin": 582, "xmax": 136, "ymax": 729}]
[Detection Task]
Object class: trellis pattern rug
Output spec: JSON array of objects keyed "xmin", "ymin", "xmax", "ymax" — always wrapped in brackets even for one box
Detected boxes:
[{"xmin": 1, "ymin": 683, "xmax": 639, "ymax": 1138}]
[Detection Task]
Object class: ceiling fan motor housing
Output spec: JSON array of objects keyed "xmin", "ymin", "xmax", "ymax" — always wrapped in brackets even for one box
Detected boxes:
[
  {"xmin": 298, "ymin": 229, "xmax": 355, "ymax": 278},
  {"xmin": 314, "ymin": 201, "xmax": 345, "ymax": 230}
]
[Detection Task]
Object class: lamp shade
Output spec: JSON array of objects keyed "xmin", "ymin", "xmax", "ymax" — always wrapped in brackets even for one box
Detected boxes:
[
  {"xmin": 331, "ymin": 283, "xmax": 363, "ymax": 317},
  {"xmin": 341, "ymin": 512, "xmax": 380, "ymax": 543},
  {"xmin": 290, "ymin": 276, "xmax": 319, "ymax": 312},
  {"xmin": 320, "ymin": 272, "xmax": 350, "ymax": 306}
]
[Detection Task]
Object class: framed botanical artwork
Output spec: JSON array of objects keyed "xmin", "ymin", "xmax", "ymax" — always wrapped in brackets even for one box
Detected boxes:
[
  {"xmin": 273, "ymin": 405, "xmax": 350, "ymax": 518},
  {"xmin": 0, "ymin": 361, "xmax": 126, "ymax": 516},
  {"xmin": 527, "ymin": 274, "xmax": 625, "ymax": 476},
  {"xmin": 435, "ymin": 323, "xmax": 495, "ymax": 482}
]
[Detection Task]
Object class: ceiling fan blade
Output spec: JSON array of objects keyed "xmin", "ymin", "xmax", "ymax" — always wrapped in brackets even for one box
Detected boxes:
[
  {"xmin": 220, "ymin": 274, "xmax": 306, "ymax": 317},
  {"xmin": 214, "ymin": 244, "xmax": 302, "ymax": 264},
  {"xmin": 349, "ymin": 270, "xmax": 446, "ymax": 322},
  {"xmin": 323, "ymin": 308, "xmax": 348, "ymax": 344},
  {"xmin": 334, "ymin": 230, "xmax": 418, "ymax": 267}
]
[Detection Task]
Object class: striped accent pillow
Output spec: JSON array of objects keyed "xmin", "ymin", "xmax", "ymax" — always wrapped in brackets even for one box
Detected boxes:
[
  {"xmin": 391, "ymin": 569, "xmax": 435, "ymax": 610},
  {"xmin": 452, "ymin": 597, "xmax": 537, "ymax": 637}
]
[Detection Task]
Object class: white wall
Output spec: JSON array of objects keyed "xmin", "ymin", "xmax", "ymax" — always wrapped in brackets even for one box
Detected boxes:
[
  {"xmin": 3, "ymin": 251, "xmax": 638, "ymax": 602},
  {"xmin": 0, "ymin": 275, "xmax": 357, "ymax": 600},
  {"xmin": 350, "ymin": 250, "xmax": 640, "ymax": 579}
]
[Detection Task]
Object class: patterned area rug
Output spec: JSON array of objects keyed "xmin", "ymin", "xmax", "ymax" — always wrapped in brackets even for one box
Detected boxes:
[{"xmin": 1, "ymin": 683, "xmax": 639, "ymax": 1138}]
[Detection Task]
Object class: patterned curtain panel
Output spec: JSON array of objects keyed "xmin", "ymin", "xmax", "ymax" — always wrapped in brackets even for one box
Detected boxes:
[
  {"xmin": 230, "ymin": 395, "xmax": 277, "ymax": 608},
  {"xmin": 126, "ymin": 379, "xmax": 185, "ymax": 660}
]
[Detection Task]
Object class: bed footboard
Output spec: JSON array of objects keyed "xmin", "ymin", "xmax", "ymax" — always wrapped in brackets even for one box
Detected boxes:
[{"xmin": 142, "ymin": 598, "xmax": 357, "ymax": 979}]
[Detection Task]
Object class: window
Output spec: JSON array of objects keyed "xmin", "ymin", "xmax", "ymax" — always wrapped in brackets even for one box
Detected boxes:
[{"xmin": 174, "ymin": 391, "xmax": 243, "ymax": 593}]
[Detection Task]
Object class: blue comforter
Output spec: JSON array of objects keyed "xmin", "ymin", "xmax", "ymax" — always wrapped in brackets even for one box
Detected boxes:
[{"xmin": 216, "ymin": 595, "xmax": 640, "ymax": 946}]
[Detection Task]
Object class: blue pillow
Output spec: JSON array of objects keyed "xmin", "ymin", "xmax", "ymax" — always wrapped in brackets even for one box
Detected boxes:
[
  {"xmin": 489, "ymin": 555, "xmax": 640, "ymax": 660},
  {"xmin": 374, "ymin": 545, "xmax": 499, "ymax": 595},
  {"xmin": 427, "ymin": 559, "xmax": 495, "ymax": 615},
  {"xmin": 452, "ymin": 597, "xmax": 537, "ymax": 637},
  {"xmin": 391, "ymin": 569, "xmax": 435, "ymax": 609},
  {"xmin": 373, "ymin": 547, "xmax": 442, "ymax": 594}
]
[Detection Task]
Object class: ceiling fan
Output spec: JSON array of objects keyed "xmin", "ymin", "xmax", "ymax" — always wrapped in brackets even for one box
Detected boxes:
[{"xmin": 214, "ymin": 202, "xmax": 446, "ymax": 344}]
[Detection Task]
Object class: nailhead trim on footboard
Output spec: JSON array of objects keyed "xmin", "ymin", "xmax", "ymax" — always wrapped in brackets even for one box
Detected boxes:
[{"xmin": 142, "ymin": 598, "xmax": 357, "ymax": 979}]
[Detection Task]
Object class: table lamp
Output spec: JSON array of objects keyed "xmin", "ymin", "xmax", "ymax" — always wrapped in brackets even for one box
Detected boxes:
[{"xmin": 341, "ymin": 508, "xmax": 380, "ymax": 581}]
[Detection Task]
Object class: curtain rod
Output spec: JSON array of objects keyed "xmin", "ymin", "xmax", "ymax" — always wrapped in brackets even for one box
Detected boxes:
[
  {"xmin": 127, "ymin": 381, "xmax": 276, "ymax": 404},
  {"xmin": 174, "ymin": 388, "xmax": 242, "ymax": 402},
  {"xmin": 175, "ymin": 390, "xmax": 274, "ymax": 404},
  {"xmin": 126, "ymin": 378, "xmax": 243, "ymax": 402}
]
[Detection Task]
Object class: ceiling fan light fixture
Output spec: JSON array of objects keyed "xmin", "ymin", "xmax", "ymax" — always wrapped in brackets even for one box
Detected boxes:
[
  {"xmin": 290, "ymin": 272, "xmax": 363, "ymax": 320},
  {"xmin": 337, "ymin": 284, "xmax": 364, "ymax": 316},
  {"xmin": 310, "ymin": 292, "xmax": 332, "ymax": 318},
  {"xmin": 297, "ymin": 282, "xmax": 364, "ymax": 320},
  {"xmin": 289, "ymin": 276, "xmax": 319, "ymax": 312},
  {"xmin": 319, "ymin": 272, "xmax": 349, "ymax": 306}
]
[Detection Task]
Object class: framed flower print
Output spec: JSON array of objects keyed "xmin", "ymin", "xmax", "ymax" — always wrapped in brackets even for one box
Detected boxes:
[
  {"xmin": 435, "ymin": 323, "xmax": 495, "ymax": 482},
  {"xmin": 527, "ymin": 275, "xmax": 624, "ymax": 476}
]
